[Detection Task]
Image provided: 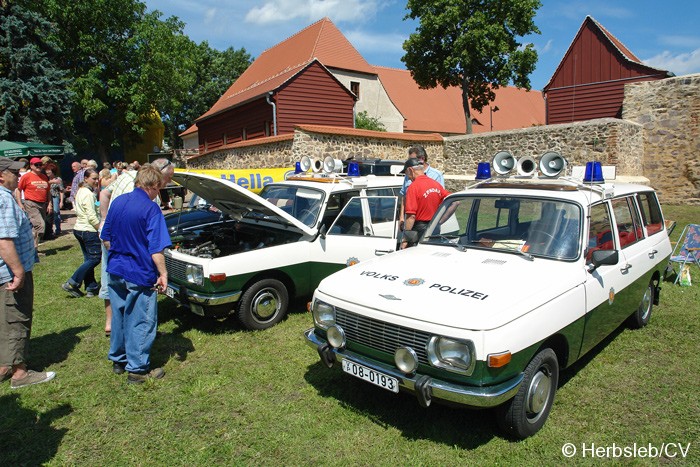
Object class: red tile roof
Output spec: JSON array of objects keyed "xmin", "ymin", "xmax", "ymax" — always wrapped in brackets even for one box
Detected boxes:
[
  {"xmin": 179, "ymin": 124, "xmax": 197, "ymax": 137},
  {"xmin": 375, "ymin": 66, "xmax": 544, "ymax": 134},
  {"xmin": 197, "ymin": 18, "xmax": 374, "ymax": 122}
]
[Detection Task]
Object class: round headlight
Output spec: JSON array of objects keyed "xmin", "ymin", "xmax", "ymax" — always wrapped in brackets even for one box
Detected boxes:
[
  {"xmin": 394, "ymin": 346, "xmax": 418, "ymax": 374},
  {"xmin": 312, "ymin": 301, "xmax": 336, "ymax": 329},
  {"xmin": 427, "ymin": 336, "xmax": 474, "ymax": 374},
  {"xmin": 326, "ymin": 325, "xmax": 346, "ymax": 349}
]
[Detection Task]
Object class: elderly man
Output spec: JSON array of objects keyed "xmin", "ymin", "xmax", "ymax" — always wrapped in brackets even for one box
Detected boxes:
[
  {"xmin": 0, "ymin": 158, "xmax": 56, "ymax": 388},
  {"xmin": 400, "ymin": 158, "xmax": 450, "ymax": 249},
  {"xmin": 15, "ymin": 157, "xmax": 52, "ymax": 248},
  {"xmin": 97, "ymin": 159, "xmax": 174, "ymax": 338},
  {"xmin": 399, "ymin": 145, "xmax": 444, "ymax": 232},
  {"xmin": 68, "ymin": 161, "xmax": 85, "ymax": 205},
  {"xmin": 101, "ymin": 165, "xmax": 171, "ymax": 383}
]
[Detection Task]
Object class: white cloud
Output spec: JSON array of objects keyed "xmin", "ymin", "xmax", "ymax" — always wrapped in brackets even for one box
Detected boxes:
[
  {"xmin": 344, "ymin": 29, "xmax": 406, "ymax": 55},
  {"xmin": 245, "ymin": 0, "xmax": 382, "ymax": 25},
  {"xmin": 658, "ymin": 35, "xmax": 700, "ymax": 49},
  {"xmin": 644, "ymin": 49, "xmax": 700, "ymax": 75}
]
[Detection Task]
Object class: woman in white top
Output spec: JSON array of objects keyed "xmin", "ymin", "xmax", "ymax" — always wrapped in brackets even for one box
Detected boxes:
[{"xmin": 62, "ymin": 168, "xmax": 101, "ymax": 297}]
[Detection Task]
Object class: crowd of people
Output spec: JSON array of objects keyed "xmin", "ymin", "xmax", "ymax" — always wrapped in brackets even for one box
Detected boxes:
[{"xmin": 0, "ymin": 155, "xmax": 174, "ymax": 388}]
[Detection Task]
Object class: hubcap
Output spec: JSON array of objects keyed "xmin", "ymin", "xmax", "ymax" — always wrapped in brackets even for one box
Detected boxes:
[
  {"xmin": 252, "ymin": 289, "xmax": 280, "ymax": 320},
  {"xmin": 640, "ymin": 286, "xmax": 652, "ymax": 321},
  {"xmin": 526, "ymin": 369, "xmax": 551, "ymax": 420}
]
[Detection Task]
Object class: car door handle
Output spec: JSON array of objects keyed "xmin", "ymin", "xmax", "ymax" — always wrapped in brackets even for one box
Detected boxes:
[
  {"xmin": 375, "ymin": 249, "xmax": 394, "ymax": 255},
  {"xmin": 648, "ymin": 249, "xmax": 658, "ymax": 258},
  {"xmin": 620, "ymin": 263, "xmax": 632, "ymax": 273}
]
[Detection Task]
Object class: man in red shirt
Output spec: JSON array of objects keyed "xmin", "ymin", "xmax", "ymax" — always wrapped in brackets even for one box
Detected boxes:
[
  {"xmin": 401, "ymin": 158, "xmax": 449, "ymax": 249},
  {"xmin": 15, "ymin": 157, "xmax": 52, "ymax": 247}
]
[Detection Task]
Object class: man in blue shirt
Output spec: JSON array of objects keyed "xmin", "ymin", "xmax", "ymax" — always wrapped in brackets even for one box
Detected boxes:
[
  {"xmin": 0, "ymin": 158, "xmax": 56, "ymax": 388},
  {"xmin": 101, "ymin": 165, "xmax": 171, "ymax": 383}
]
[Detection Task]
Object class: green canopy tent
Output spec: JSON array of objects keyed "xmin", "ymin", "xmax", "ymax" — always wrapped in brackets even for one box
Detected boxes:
[{"xmin": 0, "ymin": 140, "xmax": 65, "ymax": 159}]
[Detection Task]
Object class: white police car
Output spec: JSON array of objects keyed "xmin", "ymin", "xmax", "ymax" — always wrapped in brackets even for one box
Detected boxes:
[
  {"xmin": 305, "ymin": 156, "xmax": 672, "ymax": 439},
  {"xmin": 164, "ymin": 159, "xmax": 403, "ymax": 330}
]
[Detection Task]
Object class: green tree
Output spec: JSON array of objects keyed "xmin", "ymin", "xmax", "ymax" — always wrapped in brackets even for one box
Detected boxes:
[
  {"xmin": 165, "ymin": 42, "xmax": 251, "ymax": 149},
  {"xmin": 0, "ymin": 0, "xmax": 72, "ymax": 143},
  {"xmin": 354, "ymin": 110, "xmax": 386, "ymax": 132},
  {"xmin": 402, "ymin": 0, "xmax": 541, "ymax": 134}
]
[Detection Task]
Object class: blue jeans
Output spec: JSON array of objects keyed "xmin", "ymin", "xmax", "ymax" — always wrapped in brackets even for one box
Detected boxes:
[
  {"xmin": 69, "ymin": 230, "xmax": 101, "ymax": 293},
  {"xmin": 108, "ymin": 275, "xmax": 158, "ymax": 374},
  {"xmin": 51, "ymin": 195, "xmax": 62, "ymax": 234}
]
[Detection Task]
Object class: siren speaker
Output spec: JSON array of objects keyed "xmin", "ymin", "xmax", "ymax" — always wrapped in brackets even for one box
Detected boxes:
[
  {"xmin": 299, "ymin": 156, "xmax": 312, "ymax": 172},
  {"xmin": 323, "ymin": 156, "xmax": 343, "ymax": 174},
  {"xmin": 539, "ymin": 152, "xmax": 567, "ymax": 177},
  {"xmin": 492, "ymin": 151, "xmax": 517, "ymax": 175},
  {"xmin": 311, "ymin": 158, "xmax": 323, "ymax": 173},
  {"xmin": 516, "ymin": 155, "xmax": 537, "ymax": 177}
]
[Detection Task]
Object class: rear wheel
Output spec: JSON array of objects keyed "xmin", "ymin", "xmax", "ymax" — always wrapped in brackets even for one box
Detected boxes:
[
  {"xmin": 497, "ymin": 348, "xmax": 559, "ymax": 439},
  {"xmin": 237, "ymin": 279, "xmax": 289, "ymax": 330},
  {"xmin": 628, "ymin": 283, "xmax": 654, "ymax": 329}
]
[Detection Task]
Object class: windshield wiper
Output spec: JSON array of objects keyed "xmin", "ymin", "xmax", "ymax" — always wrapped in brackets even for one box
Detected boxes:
[
  {"xmin": 459, "ymin": 239, "xmax": 534, "ymax": 260},
  {"xmin": 423, "ymin": 234, "xmax": 467, "ymax": 251}
]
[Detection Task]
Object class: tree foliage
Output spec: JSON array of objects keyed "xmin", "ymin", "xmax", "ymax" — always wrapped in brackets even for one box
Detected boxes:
[
  {"xmin": 0, "ymin": 0, "xmax": 72, "ymax": 143},
  {"xmin": 22, "ymin": 0, "xmax": 251, "ymax": 158},
  {"xmin": 354, "ymin": 110, "xmax": 386, "ymax": 132},
  {"xmin": 402, "ymin": 0, "xmax": 541, "ymax": 133}
]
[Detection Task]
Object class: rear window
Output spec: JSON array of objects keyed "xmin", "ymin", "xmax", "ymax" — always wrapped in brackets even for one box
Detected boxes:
[{"xmin": 636, "ymin": 192, "xmax": 664, "ymax": 236}]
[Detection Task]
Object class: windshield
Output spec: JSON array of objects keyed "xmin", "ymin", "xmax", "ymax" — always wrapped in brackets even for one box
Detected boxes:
[
  {"xmin": 259, "ymin": 185, "xmax": 325, "ymax": 227},
  {"xmin": 422, "ymin": 196, "xmax": 582, "ymax": 260}
]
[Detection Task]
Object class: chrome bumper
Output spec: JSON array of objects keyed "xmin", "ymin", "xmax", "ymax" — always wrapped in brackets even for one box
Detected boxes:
[
  {"xmin": 304, "ymin": 328, "xmax": 522, "ymax": 409},
  {"xmin": 166, "ymin": 282, "xmax": 241, "ymax": 309}
]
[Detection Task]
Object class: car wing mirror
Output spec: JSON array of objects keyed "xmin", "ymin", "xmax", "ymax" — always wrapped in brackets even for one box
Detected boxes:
[
  {"xmin": 588, "ymin": 249, "xmax": 619, "ymax": 272},
  {"xmin": 319, "ymin": 223, "xmax": 328, "ymax": 239},
  {"xmin": 403, "ymin": 230, "xmax": 419, "ymax": 244}
]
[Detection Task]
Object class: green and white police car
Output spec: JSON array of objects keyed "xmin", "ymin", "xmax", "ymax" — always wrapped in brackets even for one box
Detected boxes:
[
  {"xmin": 305, "ymin": 158, "xmax": 672, "ymax": 439},
  {"xmin": 164, "ymin": 163, "xmax": 403, "ymax": 330}
]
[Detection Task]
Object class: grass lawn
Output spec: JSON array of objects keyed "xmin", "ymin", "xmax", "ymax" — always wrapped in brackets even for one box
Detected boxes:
[{"xmin": 1, "ymin": 205, "xmax": 698, "ymax": 465}]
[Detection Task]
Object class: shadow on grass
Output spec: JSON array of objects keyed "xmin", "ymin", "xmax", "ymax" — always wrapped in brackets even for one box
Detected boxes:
[
  {"xmin": 39, "ymin": 244, "xmax": 74, "ymax": 257},
  {"xmin": 0, "ymin": 394, "xmax": 71, "ymax": 465},
  {"xmin": 151, "ymin": 330, "xmax": 195, "ymax": 368},
  {"xmin": 304, "ymin": 361, "xmax": 498, "ymax": 449},
  {"xmin": 29, "ymin": 326, "xmax": 90, "ymax": 370}
]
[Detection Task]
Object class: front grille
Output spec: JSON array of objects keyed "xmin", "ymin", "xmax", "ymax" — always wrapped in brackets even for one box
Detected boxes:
[
  {"xmin": 165, "ymin": 254, "xmax": 187, "ymax": 282},
  {"xmin": 336, "ymin": 308, "xmax": 432, "ymax": 364}
]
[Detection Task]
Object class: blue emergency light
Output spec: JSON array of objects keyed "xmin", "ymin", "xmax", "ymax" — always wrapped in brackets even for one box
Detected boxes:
[
  {"xmin": 476, "ymin": 162, "xmax": 491, "ymax": 180},
  {"xmin": 583, "ymin": 161, "xmax": 604, "ymax": 183},
  {"xmin": 347, "ymin": 161, "xmax": 360, "ymax": 177}
]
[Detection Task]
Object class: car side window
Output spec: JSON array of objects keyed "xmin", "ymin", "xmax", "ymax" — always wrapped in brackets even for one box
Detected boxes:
[
  {"xmin": 611, "ymin": 197, "xmax": 643, "ymax": 248},
  {"xmin": 636, "ymin": 192, "xmax": 664, "ymax": 236},
  {"xmin": 587, "ymin": 203, "xmax": 614, "ymax": 261}
]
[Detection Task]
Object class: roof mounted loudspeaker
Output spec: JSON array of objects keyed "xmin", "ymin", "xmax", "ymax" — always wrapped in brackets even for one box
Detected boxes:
[
  {"xmin": 539, "ymin": 152, "xmax": 567, "ymax": 178},
  {"xmin": 299, "ymin": 156, "xmax": 312, "ymax": 172},
  {"xmin": 311, "ymin": 158, "xmax": 323, "ymax": 173},
  {"xmin": 516, "ymin": 155, "xmax": 537, "ymax": 177},
  {"xmin": 492, "ymin": 151, "xmax": 517, "ymax": 175},
  {"xmin": 323, "ymin": 156, "xmax": 343, "ymax": 174}
]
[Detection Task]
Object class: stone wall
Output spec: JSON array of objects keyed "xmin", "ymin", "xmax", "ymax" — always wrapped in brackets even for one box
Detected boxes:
[
  {"xmin": 623, "ymin": 74, "xmax": 700, "ymax": 204},
  {"xmin": 185, "ymin": 135, "xmax": 295, "ymax": 169},
  {"xmin": 441, "ymin": 118, "xmax": 644, "ymax": 192}
]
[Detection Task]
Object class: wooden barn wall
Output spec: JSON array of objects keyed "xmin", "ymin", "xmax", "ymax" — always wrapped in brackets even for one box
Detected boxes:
[
  {"xmin": 546, "ymin": 76, "xmax": 661, "ymax": 124},
  {"xmin": 197, "ymin": 98, "xmax": 272, "ymax": 152},
  {"xmin": 549, "ymin": 22, "xmax": 659, "ymax": 90},
  {"xmin": 275, "ymin": 62, "xmax": 355, "ymax": 134}
]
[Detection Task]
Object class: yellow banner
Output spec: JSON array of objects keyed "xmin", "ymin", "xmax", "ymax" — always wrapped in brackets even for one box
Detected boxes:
[{"xmin": 175, "ymin": 167, "xmax": 293, "ymax": 193}]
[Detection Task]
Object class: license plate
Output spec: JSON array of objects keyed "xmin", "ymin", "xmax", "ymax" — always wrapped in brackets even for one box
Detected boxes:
[
  {"xmin": 342, "ymin": 360, "xmax": 399, "ymax": 393},
  {"xmin": 165, "ymin": 286, "xmax": 175, "ymax": 299}
]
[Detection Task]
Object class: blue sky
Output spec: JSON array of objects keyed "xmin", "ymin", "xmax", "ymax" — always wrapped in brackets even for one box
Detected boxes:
[{"xmin": 144, "ymin": 0, "xmax": 700, "ymax": 91}]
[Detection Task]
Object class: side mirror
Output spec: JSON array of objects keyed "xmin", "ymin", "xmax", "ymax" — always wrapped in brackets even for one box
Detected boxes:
[
  {"xmin": 588, "ymin": 249, "xmax": 619, "ymax": 272},
  {"xmin": 403, "ymin": 230, "xmax": 419, "ymax": 244},
  {"xmin": 318, "ymin": 223, "xmax": 328, "ymax": 239}
]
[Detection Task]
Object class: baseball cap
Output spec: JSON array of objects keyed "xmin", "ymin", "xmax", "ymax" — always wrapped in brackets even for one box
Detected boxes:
[
  {"xmin": 30, "ymin": 157, "xmax": 43, "ymax": 165},
  {"xmin": 400, "ymin": 157, "xmax": 423, "ymax": 174},
  {"xmin": 0, "ymin": 158, "xmax": 25, "ymax": 172}
]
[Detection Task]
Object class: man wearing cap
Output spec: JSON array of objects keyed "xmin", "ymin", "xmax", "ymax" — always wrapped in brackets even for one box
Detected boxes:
[
  {"xmin": 401, "ymin": 158, "xmax": 450, "ymax": 249},
  {"xmin": 399, "ymin": 145, "xmax": 444, "ymax": 231},
  {"xmin": 0, "ymin": 158, "xmax": 56, "ymax": 388},
  {"xmin": 15, "ymin": 157, "xmax": 52, "ymax": 248}
]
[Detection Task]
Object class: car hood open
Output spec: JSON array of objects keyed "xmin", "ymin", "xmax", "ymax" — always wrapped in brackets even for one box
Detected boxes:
[{"xmin": 172, "ymin": 172, "xmax": 315, "ymax": 236}]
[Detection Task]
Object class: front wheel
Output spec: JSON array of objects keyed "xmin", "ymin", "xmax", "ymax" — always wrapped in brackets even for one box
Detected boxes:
[
  {"xmin": 496, "ymin": 348, "xmax": 559, "ymax": 439},
  {"xmin": 237, "ymin": 279, "xmax": 289, "ymax": 330},
  {"xmin": 628, "ymin": 282, "xmax": 654, "ymax": 329}
]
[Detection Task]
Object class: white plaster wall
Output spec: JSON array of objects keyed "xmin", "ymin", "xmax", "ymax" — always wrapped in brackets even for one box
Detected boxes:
[{"xmin": 330, "ymin": 69, "xmax": 405, "ymax": 133}]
